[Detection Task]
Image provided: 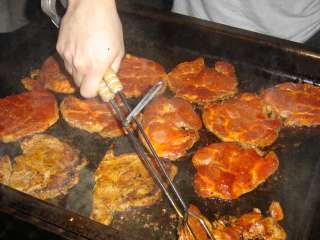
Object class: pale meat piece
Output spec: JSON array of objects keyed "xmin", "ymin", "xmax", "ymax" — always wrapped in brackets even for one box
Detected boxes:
[
  {"xmin": 0, "ymin": 91, "xmax": 59, "ymax": 142},
  {"xmin": 9, "ymin": 134, "xmax": 87, "ymax": 200},
  {"xmin": 141, "ymin": 96, "xmax": 202, "ymax": 160},
  {"xmin": 0, "ymin": 155, "xmax": 12, "ymax": 185},
  {"xmin": 60, "ymin": 96, "xmax": 124, "ymax": 138},
  {"xmin": 179, "ymin": 204, "xmax": 286, "ymax": 240},
  {"xmin": 203, "ymin": 93, "xmax": 282, "ymax": 148},
  {"xmin": 168, "ymin": 57, "xmax": 238, "ymax": 104},
  {"xmin": 118, "ymin": 54, "xmax": 167, "ymax": 98},
  {"xmin": 91, "ymin": 149, "xmax": 177, "ymax": 225},
  {"xmin": 261, "ymin": 82, "xmax": 320, "ymax": 127},
  {"xmin": 21, "ymin": 55, "xmax": 75, "ymax": 93},
  {"xmin": 192, "ymin": 142, "xmax": 279, "ymax": 200}
]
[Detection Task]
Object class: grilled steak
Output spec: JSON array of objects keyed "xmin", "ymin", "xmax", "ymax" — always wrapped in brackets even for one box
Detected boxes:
[
  {"xmin": 179, "ymin": 204, "xmax": 286, "ymax": 240},
  {"xmin": 192, "ymin": 142, "xmax": 279, "ymax": 200},
  {"xmin": 60, "ymin": 96, "xmax": 124, "ymax": 138},
  {"xmin": 261, "ymin": 82, "xmax": 320, "ymax": 127},
  {"xmin": 118, "ymin": 54, "xmax": 167, "ymax": 98},
  {"xmin": 22, "ymin": 55, "xmax": 75, "ymax": 94},
  {"xmin": 203, "ymin": 93, "xmax": 281, "ymax": 148},
  {"xmin": 168, "ymin": 57, "xmax": 238, "ymax": 104},
  {"xmin": 0, "ymin": 91, "xmax": 59, "ymax": 142},
  {"xmin": 141, "ymin": 96, "xmax": 202, "ymax": 160},
  {"xmin": 9, "ymin": 134, "xmax": 87, "ymax": 200},
  {"xmin": 91, "ymin": 149, "xmax": 177, "ymax": 225}
]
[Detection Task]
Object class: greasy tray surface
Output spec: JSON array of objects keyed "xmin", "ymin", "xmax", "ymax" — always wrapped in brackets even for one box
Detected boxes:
[{"xmin": 1, "ymin": 5, "xmax": 320, "ymax": 240}]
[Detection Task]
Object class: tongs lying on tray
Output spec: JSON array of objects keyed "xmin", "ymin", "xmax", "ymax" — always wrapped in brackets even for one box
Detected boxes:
[
  {"xmin": 99, "ymin": 70, "xmax": 215, "ymax": 240},
  {"xmin": 41, "ymin": 1, "xmax": 214, "ymax": 238}
]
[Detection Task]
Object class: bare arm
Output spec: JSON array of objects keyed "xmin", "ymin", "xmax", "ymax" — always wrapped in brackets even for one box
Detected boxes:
[{"xmin": 57, "ymin": 0, "xmax": 125, "ymax": 98}]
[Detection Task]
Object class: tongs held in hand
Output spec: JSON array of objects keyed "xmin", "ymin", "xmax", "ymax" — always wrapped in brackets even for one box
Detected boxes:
[{"xmin": 99, "ymin": 69, "xmax": 215, "ymax": 240}]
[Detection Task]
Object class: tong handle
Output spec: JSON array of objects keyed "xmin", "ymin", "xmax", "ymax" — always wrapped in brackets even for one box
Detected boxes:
[
  {"xmin": 98, "ymin": 80, "xmax": 114, "ymax": 102},
  {"xmin": 98, "ymin": 68, "xmax": 123, "ymax": 102},
  {"xmin": 103, "ymin": 68, "xmax": 123, "ymax": 94}
]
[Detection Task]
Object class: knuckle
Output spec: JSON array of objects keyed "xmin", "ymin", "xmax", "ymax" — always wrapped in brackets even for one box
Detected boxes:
[{"xmin": 73, "ymin": 57, "xmax": 86, "ymax": 71}]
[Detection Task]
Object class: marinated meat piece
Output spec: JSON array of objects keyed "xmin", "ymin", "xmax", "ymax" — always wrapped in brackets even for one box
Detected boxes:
[
  {"xmin": 178, "ymin": 205, "xmax": 215, "ymax": 240},
  {"xmin": 40, "ymin": 55, "xmax": 75, "ymax": 93},
  {"xmin": 238, "ymin": 211, "xmax": 286, "ymax": 240},
  {"xmin": 91, "ymin": 149, "xmax": 177, "ymax": 225},
  {"xmin": 21, "ymin": 55, "xmax": 75, "ymax": 93},
  {"xmin": 60, "ymin": 96, "xmax": 124, "ymax": 138},
  {"xmin": 21, "ymin": 69, "xmax": 44, "ymax": 91},
  {"xmin": 261, "ymin": 82, "xmax": 320, "ymax": 126},
  {"xmin": 0, "ymin": 155, "xmax": 12, "ymax": 185},
  {"xmin": 141, "ymin": 96, "xmax": 202, "ymax": 160},
  {"xmin": 118, "ymin": 54, "xmax": 167, "ymax": 98},
  {"xmin": 192, "ymin": 142, "xmax": 279, "ymax": 200},
  {"xmin": 203, "ymin": 93, "xmax": 281, "ymax": 148},
  {"xmin": 269, "ymin": 201, "xmax": 284, "ymax": 221},
  {"xmin": 168, "ymin": 57, "xmax": 238, "ymax": 104},
  {"xmin": 179, "ymin": 204, "xmax": 286, "ymax": 240},
  {"xmin": 9, "ymin": 134, "xmax": 87, "ymax": 200},
  {"xmin": 0, "ymin": 91, "xmax": 59, "ymax": 142}
]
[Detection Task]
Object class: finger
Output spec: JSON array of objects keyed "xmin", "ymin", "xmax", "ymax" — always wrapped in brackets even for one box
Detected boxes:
[
  {"xmin": 110, "ymin": 53, "xmax": 124, "ymax": 73},
  {"xmin": 63, "ymin": 61, "xmax": 73, "ymax": 76},
  {"xmin": 73, "ymin": 69, "xmax": 84, "ymax": 87},
  {"xmin": 80, "ymin": 68, "xmax": 104, "ymax": 98}
]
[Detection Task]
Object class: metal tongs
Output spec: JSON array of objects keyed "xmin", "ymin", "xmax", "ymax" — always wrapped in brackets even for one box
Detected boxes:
[
  {"xmin": 99, "ymin": 70, "xmax": 215, "ymax": 240},
  {"xmin": 41, "ymin": 1, "xmax": 215, "ymax": 238}
]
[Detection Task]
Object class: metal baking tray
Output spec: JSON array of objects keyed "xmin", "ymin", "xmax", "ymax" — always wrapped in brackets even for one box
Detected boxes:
[{"xmin": 0, "ymin": 3, "xmax": 320, "ymax": 240}]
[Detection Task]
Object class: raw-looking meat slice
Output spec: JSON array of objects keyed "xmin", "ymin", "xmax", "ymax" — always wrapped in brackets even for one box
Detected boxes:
[
  {"xmin": 192, "ymin": 142, "xmax": 279, "ymax": 200},
  {"xmin": 261, "ymin": 82, "xmax": 320, "ymax": 127},
  {"xmin": 168, "ymin": 57, "xmax": 238, "ymax": 104},
  {"xmin": 141, "ymin": 96, "xmax": 202, "ymax": 160},
  {"xmin": 60, "ymin": 96, "xmax": 124, "ymax": 138},
  {"xmin": 118, "ymin": 54, "xmax": 167, "ymax": 98},
  {"xmin": 203, "ymin": 93, "xmax": 281, "ymax": 148},
  {"xmin": 0, "ymin": 91, "xmax": 59, "ymax": 142}
]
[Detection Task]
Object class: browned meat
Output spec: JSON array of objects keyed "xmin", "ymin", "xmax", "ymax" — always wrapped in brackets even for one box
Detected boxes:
[
  {"xmin": 261, "ymin": 82, "xmax": 320, "ymax": 127},
  {"xmin": 203, "ymin": 93, "xmax": 282, "ymax": 148},
  {"xmin": 9, "ymin": 134, "xmax": 87, "ymax": 200},
  {"xmin": 21, "ymin": 69, "xmax": 44, "ymax": 91},
  {"xmin": 141, "ymin": 96, "xmax": 202, "ymax": 160},
  {"xmin": 0, "ymin": 91, "xmax": 59, "ymax": 142},
  {"xmin": 0, "ymin": 155, "xmax": 12, "ymax": 185},
  {"xmin": 91, "ymin": 149, "xmax": 177, "ymax": 225},
  {"xmin": 118, "ymin": 54, "xmax": 167, "ymax": 98},
  {"xmin": 237, "ymin": 211, "xmax": 286, "ymax": 240},
  {"xmin": 168, "ymin": 57, "xmax": 238, "ymax": 104},
  {"xmin": 269, "ymin": 201, "xmax": 284, "ymax": 221},
  {"xmin": 179, "ymin": 205, "xmax": 216, "ymax": 240},
  {"xmin": 60, "ymin": 96, "xmax": 124, "ymax": 138},
  {"xmin": 40, "ymin": 55, "xmax": 75, "ymax": 93},
  {"xmin": 179, "ymin": 204, "xmax": 286, "ymax": 240},
  {"xmin": 192, "ymin": 142, "xmax": 279, "ymax": 200},
  {"xmin": 22, "ymin": 55, "xmax": 75, "ymax": 93}
]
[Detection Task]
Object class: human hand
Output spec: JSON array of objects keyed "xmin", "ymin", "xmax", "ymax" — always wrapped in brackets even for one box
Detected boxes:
[{"xmin": 57, "ymin": 0, "xmax": 124, "ymax": 98}]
